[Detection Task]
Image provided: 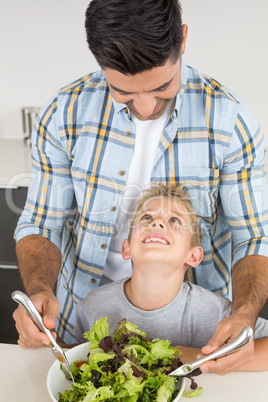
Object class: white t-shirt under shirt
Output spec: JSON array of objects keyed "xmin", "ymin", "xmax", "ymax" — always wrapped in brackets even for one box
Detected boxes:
[{"xmin": 101, "ymin": 101, "xmax": 174, "ymax": 283}]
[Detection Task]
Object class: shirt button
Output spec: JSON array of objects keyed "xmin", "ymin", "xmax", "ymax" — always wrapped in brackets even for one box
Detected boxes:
[
  {"xmin": 101, "ymin": 244, "xmax": 107, "ymax": 249},
  {"xmin": 119, "ymin": 170, "xmax": 125, "ymax": 176},
  {"xmin": 125, "ymin": 131, "xmax": 131, "ymax": 136},
  {"xmin": 110, "ymin": 206, "xmax": 116, "ymax": 211},
  {"xmin": 91, "ymin": 278, "xmax": 96, "ymax": 284}
]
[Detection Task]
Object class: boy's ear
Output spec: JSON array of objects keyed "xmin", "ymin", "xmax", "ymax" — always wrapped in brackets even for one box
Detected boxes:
[
  {"xmin": 121, "ymin": 239, "xmax": 131, "ymax": 260},
  {"xmin": 185, "ymin": 246, "xmax": 203, "ymax": 267}
]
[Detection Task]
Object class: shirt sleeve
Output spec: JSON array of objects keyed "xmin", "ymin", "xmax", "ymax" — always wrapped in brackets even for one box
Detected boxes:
[
  {"xmin": 14, "ymin": 95, "xmax": 74, "ymax": 250},
  {"xmin": 74, "ymin": 301, "xmax": 88, "ymax": 342},
  {"xmin": 254, "ymin": 317, "xmax": 268, "ymax": 339},
  {"xmin": 220, "ymin": 100, "xmax": 268, "ymax": 266}
]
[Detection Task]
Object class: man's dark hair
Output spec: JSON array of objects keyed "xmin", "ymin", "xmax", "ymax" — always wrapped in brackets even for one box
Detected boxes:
[{"xmin": 85, "ymin": 0, "xmax": 183, "ymax": 75}]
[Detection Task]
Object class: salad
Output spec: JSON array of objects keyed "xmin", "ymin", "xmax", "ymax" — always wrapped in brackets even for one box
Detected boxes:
[{"xmin": 59, "ymin": 317, "xmax": 202, "ymax": 401}]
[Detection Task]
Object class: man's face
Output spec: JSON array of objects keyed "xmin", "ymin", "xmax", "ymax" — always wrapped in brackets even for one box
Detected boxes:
[
  {"xmin": 103, "ymin": 57, "xmax": 182, "ymax": 121},
  {"xmin": 102, "ymin": 24, "xmax": 188, "ymax": 120},
  {"xmin": 122, "ymin": 197, "xmax": 196, "ymax": 269}
]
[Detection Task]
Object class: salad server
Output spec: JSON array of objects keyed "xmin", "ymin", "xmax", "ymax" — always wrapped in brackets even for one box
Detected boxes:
[
  {"xmin": 11, "ymin": 290, "xmax": 74, "ymax": 383},
  {"xmin": 169, "ymin": 326, "xmax": 253, "ymax": 377}
]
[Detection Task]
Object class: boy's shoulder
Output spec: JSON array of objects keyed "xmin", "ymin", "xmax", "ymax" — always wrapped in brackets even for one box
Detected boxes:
[
  {"xmin": 183, "ymin": 281, "xmax": 232, "ymax": 310},
  {"xmin": 77, "ymin": 278, "xmax": 128, "ymax": 309}
]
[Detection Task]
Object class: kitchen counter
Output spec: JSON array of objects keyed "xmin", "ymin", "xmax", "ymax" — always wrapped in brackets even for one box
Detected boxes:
[
  {"xmin": 0, "ymin": 343, "xmax": 267, "ymax": 401},
  {"xmin": 0, "ymin": 139, "xmax": 31, "ymax": 187}
]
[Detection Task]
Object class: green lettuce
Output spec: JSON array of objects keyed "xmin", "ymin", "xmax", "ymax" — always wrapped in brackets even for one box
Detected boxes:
[
  {"xmin": 122, "ymin": 344, "xmax": 158, "ymax": 367},
  {"xmin": 151, "ymin": 340, "xmax": 180, "ymax": 365},
  {"xmin": 156, "ymin": 376, "xmax": 177, "ymax": 402},
  {"xmin": 83, "ymin": 317, "xmax": 110, "ymax": 350},
  {"xmin": 59, "ymin": 317, "xmax": 199, "ymax": 402},
  {"xmin": 183, "ymin": 387, "xmax": 203, "ymax": 398},
  {"xmin": 81, "ymin": 382, "xmax": 114, "ymax": 401}
]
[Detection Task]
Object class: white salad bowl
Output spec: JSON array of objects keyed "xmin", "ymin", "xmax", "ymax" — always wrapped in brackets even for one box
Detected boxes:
[{"xmin": 47, "ymin": 342, "xmax": 186, "ymax": 402}]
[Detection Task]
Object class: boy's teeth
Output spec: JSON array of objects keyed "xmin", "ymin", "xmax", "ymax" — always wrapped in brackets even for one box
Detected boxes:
[{"xmin": 144, "ymin": 237, "xmax": 168, "ymax": 245}]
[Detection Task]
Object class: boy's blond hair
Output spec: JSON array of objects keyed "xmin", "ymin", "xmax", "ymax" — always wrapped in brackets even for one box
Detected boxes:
[{"xmin": 128, "ymin": 183, "xmax": 202, "ymax": 248}]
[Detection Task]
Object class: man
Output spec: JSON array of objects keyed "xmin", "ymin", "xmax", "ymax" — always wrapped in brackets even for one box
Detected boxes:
[{"xmin": 13, "ymin": 0, "xmax": 268, "ymax": 376}]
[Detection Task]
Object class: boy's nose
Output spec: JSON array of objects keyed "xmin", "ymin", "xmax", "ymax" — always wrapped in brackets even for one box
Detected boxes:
[{"xmin": 152, "ymin": 221, "xmax": 164, "ymax": 229}]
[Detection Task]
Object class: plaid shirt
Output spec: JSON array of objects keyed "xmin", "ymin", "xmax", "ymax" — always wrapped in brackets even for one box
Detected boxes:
[{"xmin": 15, "ymin": 60, "xmax": 268, "ymax": 343}]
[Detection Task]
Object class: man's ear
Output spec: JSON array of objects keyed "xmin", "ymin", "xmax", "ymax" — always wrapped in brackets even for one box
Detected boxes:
[
  {"xmin": 180, "ymin": 24, "xmax": 188, "ymax": 56},
  {"xmin": 121, "ymin": 239, "xmax": 131, "ymax": 260},
  {"xmin": 185, "ymin": 246, "xmax": 203, "ymax": 267}
]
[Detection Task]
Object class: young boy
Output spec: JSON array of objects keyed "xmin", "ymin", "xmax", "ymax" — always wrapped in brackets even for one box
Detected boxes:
[{"xmin": 75, "ymin": 184, "xmax": 268, "ymax": 371}]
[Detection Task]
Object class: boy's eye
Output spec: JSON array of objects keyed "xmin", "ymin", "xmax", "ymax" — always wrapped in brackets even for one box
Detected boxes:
[
  {"xmin": 140, "ymin": 214, "xmax": 152, "ymax": 221},
  {"xmin": 170, "ymin": 217, "xmax": 181, "ymax": 224}
]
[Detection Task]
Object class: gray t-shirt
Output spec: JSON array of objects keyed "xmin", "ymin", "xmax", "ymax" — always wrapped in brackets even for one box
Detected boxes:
[{"xmin": 75, "ymin": 278, "xmax": 268, "ymax": 347}]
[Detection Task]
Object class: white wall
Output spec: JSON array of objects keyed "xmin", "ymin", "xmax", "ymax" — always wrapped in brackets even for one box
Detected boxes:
[
  {"xmin": 1, "ymin": 0, "xmax": 267, "ymax": 143},
  {"xmin": 0, "ymin": 0, "xmax": 97, "ymax": 140},
  {"xmin": 180, "ymin": 0, "xmax": 268, "ymax": 144}
]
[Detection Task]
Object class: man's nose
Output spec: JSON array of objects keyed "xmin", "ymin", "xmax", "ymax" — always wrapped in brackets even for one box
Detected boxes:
[{"xmin": 133, "ymin": 94, "xmax": 158, "ymax": 118}]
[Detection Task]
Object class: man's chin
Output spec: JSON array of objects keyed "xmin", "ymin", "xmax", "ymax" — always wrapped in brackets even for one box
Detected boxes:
[{"xmin": 128, "ymin": 102, "xmax": 169, "ymax": 121}]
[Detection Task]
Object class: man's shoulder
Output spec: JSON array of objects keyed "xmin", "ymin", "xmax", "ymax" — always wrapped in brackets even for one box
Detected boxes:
[
  {"xmin": 186, "ymin": 64, "xmax": 240, "ymax": 105},
  {"xmin": 183, "ymin": 63, "xmax": 257, "ymax": 136},
  {"xmin": 38, "ymin": 70, "xmax": 109, "ymax": 122},
  {"xmin": 58, "ymin": 70, "xmax": 108, "ymax": 95}
]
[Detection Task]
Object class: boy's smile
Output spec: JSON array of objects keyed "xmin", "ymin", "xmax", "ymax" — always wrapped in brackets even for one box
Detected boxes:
[{"xmin": 143, "ymin": 233, "xmax": 170, "ymax": 245}]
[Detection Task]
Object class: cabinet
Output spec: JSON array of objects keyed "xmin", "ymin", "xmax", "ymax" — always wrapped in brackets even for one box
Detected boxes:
[
  {"xmin": 0, "ymin": 187, "xmax": 28, "ymax": 342},
  {"xmin": 0, "ymin": 187, "xmax": 28, "ymax": 266},
  {"xmin": 0, "ymin": 140, "xmax": 31, "ymax": 342}
]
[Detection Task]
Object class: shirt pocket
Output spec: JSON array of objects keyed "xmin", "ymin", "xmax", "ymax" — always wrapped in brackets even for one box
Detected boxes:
[{"xmin": 180, "ymin": 167, "xmax": 220, "ymax": 221}]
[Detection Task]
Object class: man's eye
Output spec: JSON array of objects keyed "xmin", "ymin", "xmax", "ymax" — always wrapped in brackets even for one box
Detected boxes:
[
  {"xmin": 157, "ymin": 86, "xmax": 168, "ymax": 92},
  {"xmin": 118, "ymin": 90, "xmax": 131, "ymax": 96},
  {"xmin": 157, "ymin": 83, "xmax": 171, "ymax": 92}
]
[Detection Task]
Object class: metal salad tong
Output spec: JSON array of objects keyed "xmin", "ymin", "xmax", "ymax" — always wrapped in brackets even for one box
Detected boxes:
[
  {"xmin": 11, "ymin": 290, "xmax": 74, "ymax": 383},
  {"xmin": 169, "ymin": 326, "xmax": 254, "ymax": 377}
]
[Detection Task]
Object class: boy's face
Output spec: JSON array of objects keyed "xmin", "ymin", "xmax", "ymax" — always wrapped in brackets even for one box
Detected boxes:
[{"xmin": 122, "ymin": 197, "xmax": 202, "ymax": 270}]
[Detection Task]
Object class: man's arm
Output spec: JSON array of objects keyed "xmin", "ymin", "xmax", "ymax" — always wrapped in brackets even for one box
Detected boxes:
[
  {"xmin": 13, "ymin": 235, "xmax": 62, "ymax": 348},
  {"xmin": 208, "ymin": 95, "xmax": 268, "ymax": 374},
  {"xmin": 232, "ymin": 255, "xmax": 268, "ymax": 322},
  {"xmin": 201, "ymin": 255, "xmax": 268, "ymax": 375}
]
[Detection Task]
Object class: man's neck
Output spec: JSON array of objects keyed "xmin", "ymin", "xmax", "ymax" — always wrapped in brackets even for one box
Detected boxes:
[{"xmin": 124, "ymin": 263, "xmax": 185, "ymax": 311}]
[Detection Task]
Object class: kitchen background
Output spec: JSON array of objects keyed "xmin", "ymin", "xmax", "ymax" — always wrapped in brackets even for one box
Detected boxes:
[{"xmin": 0, "ymin": 0, "xmax": 268, "ymax": 342}]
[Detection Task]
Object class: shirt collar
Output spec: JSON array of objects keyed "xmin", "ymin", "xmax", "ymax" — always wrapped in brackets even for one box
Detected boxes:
[
  {"xmin": 174, "ymin": 58, "xmax": 188, "ymax": 115},
  {"xmin": 111, "ymin": 97, "xmax": 129, "ymax": 114}
]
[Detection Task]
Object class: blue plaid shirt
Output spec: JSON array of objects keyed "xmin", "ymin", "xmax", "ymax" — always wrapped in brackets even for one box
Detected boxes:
[{"xmin": 15, "ymin": 60, "xmax": 268, "ymax": 343}]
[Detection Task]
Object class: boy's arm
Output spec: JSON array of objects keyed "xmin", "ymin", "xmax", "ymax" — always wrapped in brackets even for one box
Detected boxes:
[
  {"xmin": 238, "ymin": 338, "xmax": 268, "ymax": 372},
  {"xmin": 176, "ymin": 345, "xmax": 201, "ymax": 363},
  {"xmin": 177, "ymin": 338, "xmax": 268, "ymax": 372}
]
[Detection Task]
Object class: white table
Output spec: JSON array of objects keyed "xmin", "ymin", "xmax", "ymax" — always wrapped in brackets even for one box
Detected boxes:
[{"xmin": 0, "ymin": 343, "xmax": 267, "ymax": 401}]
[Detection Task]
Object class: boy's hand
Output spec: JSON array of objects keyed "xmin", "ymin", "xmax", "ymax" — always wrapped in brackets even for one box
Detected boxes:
[
  {"xmin": 13, "ymin": 291, "xmax": 60, "ymax": 348},
  {"xmin": 200, "ymin": 314, "xmax": 255, "ymax": 375}
]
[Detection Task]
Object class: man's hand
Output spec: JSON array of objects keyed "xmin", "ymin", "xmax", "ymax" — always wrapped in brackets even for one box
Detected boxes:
[
  {"xmin": 13, "ymin": 290, "xmax": 60, "ymax": 348},
  {"xmin": 200, "ymin": 314, "xmax": 255, "ymax": 375}
]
